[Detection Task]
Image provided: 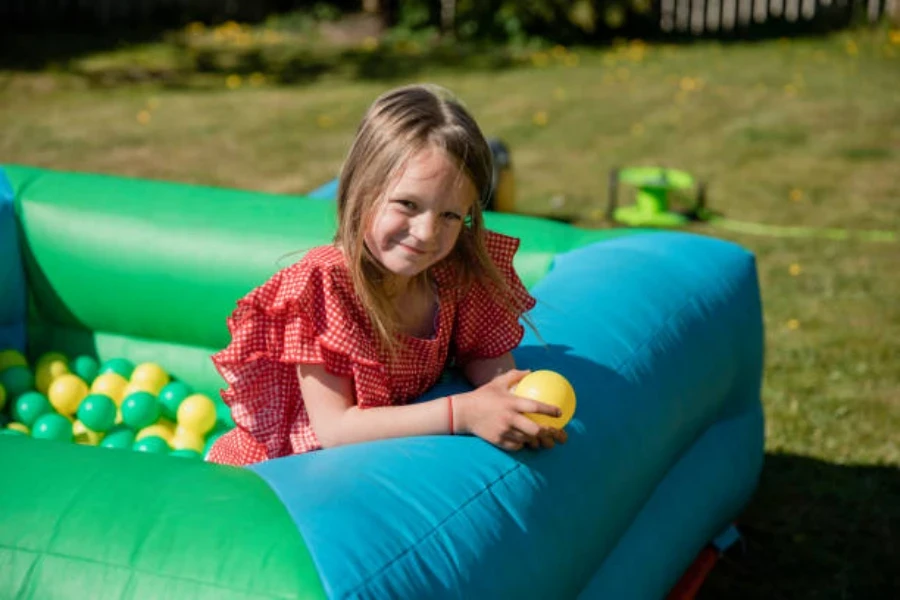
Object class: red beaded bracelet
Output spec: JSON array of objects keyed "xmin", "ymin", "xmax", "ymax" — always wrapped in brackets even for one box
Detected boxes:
[{"xmin": 447, "ymin": 395, "xmax": 455, "ymax": 435}]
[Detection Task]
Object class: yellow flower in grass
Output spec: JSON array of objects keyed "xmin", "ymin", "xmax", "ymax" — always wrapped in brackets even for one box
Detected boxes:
[
  {"xmin": 786, "ymin": 319, "xmax": 800, "ymax": 330},
  {"xmin": 226, "ymin": 74, "xmax": 242, "ymax": 89},
  {"xmin": 532, "ymin": 111, "xmax": 548, "ymax": 126},
  {"xmin": 789, "ymin": 264, "xmax": 802, "ymax": 276},
  {"xmin": 789, "ymin": 188, "xmax": 804, "ymax": 202},
  {"xmin": 890, "ymin": 30, "xmax": 900, "ymax": 45},
  {"xmin": 137, "ymin": 110, "xmax": 151, "ymax": 125}
]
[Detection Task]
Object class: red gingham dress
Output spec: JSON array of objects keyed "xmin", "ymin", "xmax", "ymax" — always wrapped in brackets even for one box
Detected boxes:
[{"xmin": 206, "ymin": 231, "xmax": 536, "ymax": 466}]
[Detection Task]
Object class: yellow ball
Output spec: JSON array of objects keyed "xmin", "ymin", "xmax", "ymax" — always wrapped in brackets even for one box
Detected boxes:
[
  {"xmin": 0, "ymin": 349, "xmax": 28, "ymax": 372},
  {"xmin": 73, "ymin": 419, "xmax": 104, "ymax": 445},
  {"xmin": 37, "ymin": 351, "xmax": 68, "ymax": 368},
  {"xmin": 177, "ymin": 393, "xmax": 217, "ymax": 435},
  {"xmin": 171, "ymin": 425, "xmax": 205, "ymax": 453},
  {"xmin": 35, "ymin": 359, "xmax": 70, "ymax": 394},
  {"xmin": 47, "ymin": 374, "xmax": 89, "ymax": 416},
  {"xmin": 514, "ymin": 370, "xmax": 577, "ymax": 429},
  {"xmin": 0, "ymin": 382, "xmax": 6, "ymax": 412},
  {"xmin": 136, "ymin": 423, "xmax": 175, "ymax": 444},
  {"xmin": 7, "ymin": 422, "xmax": 30, "ymax": 435},
  {"xmin": 90, "ymin": 372, "xmax": 129, "ymax": 406},
  {"xmin": 130, "ymin": 363, "xmax": 170, "ymax": 396}
]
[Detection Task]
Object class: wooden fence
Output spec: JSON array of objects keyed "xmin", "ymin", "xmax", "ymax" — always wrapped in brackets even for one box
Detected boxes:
[{"xmin": 659, "ymin": 0, "xmax": 896, "ymax": 33}]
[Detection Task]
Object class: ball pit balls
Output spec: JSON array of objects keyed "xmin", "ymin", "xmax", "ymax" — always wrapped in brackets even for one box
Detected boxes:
[
  {"xmin": 0, "ymin": 351, "xmax": 224, "ymax": 460},
  {"xmin": 90, "ymin": 372, "xmax": 129, "ymax": 405},
  {"xmin": 71, "ymin": 355, "xmax": 100, "ymax": 383},
  {"xmin": 73, "ymin": 420, "xmax": 104, "ymax": 445},
  {"xmin": 32, "ymin": 413, "xmax": 74, "ymax": 442},
  {"xmin": 14, "ymin": 391, "xmax": 52, "ymax": 427},
  {"xmin": 47, "ymin": 374, "xmax": 89, "ymax": 415},
  {"xmin": 130, "ymin": 362, "xmax": 170, "ymax": 396},
  {"xmin": 36, "ymin": 359, "xmax": 70, "ymax": 395},
  {"xmin": 158, "ymin": 381, "xmax": 192, "ymax": 420},
  {"xmin": 136, "ymin": 422, "xmax": 175, "ymax": 444},
  {"xmin": 121, "ymin": 392, "xmax": 160, "ymax": 430},
  {"xmin": 177, "ymin": 393, "xmax": 217, "ymax": 436},
  {"xmin": 101, "ymin": 427, "xmax": 136, "ymax": 450},
  {"xmin": 76, "ymin": 394, "xmax": 117, "ymax": 433},
  {"xmin": 7, "ymin": 422, "xmax": 30, "ymax": 435},
  {"xmin": 172, "ymin": 425, "xmax": 205, "ymax": 453},
  {"xmin": 100, "ymin": 357, "xmax": 135, "ymax": 380},
  {"xmin": 514, "ymin": 370, "xmax": 577, "ymax": 429},
  {"xmin": 0, "ymin": 365, "xmax": 35, "ymax": 400},
  {"xmin": 134, "ymin": 435, "xmax": 170, "ymax": 454},
  {"xmin": 0, "ymin": 349, "xmax": 28, "ymax": 371}
]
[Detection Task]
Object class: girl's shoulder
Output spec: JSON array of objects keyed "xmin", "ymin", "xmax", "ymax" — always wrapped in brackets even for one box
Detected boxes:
[{"xmin": 279, "ymin": 244, "xmax": 349, "ymax": 285}]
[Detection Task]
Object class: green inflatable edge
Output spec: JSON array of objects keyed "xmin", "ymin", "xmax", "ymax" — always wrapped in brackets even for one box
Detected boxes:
[{"xmin": 0, "ymin": 435, "xmax": 327, "ymax": 600}]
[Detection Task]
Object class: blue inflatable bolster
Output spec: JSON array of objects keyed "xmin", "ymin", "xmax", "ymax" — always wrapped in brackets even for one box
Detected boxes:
[
  {"xmin": 0, "ymin": 169, "xmax": 26, "ymax": 351},
  {"xmin": 250, "ymin": 232, "xmax": 765, "ymax": 599}
]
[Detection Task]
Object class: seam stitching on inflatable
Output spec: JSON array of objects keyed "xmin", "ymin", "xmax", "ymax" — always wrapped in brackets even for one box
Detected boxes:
[{"xmin": 342, "ymin": 462, "xmax": 525, "ymax": 598}]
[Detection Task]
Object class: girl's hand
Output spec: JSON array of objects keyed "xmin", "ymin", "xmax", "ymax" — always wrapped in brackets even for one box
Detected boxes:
[{"xmin": 456, "ymin": 369, "xmax": 568, "ymax": 452}]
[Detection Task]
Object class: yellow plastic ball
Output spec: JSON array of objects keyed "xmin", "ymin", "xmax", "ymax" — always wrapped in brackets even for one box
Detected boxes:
[
  {"xmin": 35, "ymin": 359, "xmax": 70, "ymax": 394},
  {"xmin": 0, "ymin": 382, "xmax": 6, "ymax": 412},
  {"xmin": 171, "ymin": 425, "xmax": 205, "ymax": 453},
  {"xmin": 177, "ymin": 393, "xmax": 217, "ymax": 435},
  {"xmin": 90, "ymin": 372, "xmax": 129, "ymax": 406},
  {"xmin": 73, "ymin": 419, "xmax": 104, "ymax": 445},
  {"xmin": 47, "ymin": 374, "xmax": 89, "ymax": 416},
  {"xmin": 37, "ymin": 351, "xmax": 68, "ymax": 368},
  {"xmin": 0, "ymin": 349, "xmax": 28, "ymax": 372},
  {"xmin": 136, "ymin": 423, "xmax": 175, "ymax": 444},
  {"xmin": 7, "ymin": 422, "xmax": 30, "ymax": 435},
  {"xmin": 514, "ymin": 370, "xmax": 577, "ymax": 429},
  {"xmin": 130, "ymin": 362, "xmax": 170, "ymax": 396}
]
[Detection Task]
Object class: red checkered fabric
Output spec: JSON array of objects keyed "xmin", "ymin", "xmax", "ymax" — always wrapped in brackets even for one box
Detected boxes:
[{"xmin": 206, "ymin": 231, "xmax": 536, "ymax": 466}]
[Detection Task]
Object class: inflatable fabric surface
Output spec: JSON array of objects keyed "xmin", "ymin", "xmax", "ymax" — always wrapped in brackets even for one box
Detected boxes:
[{"xmin": 0, "ymin": 169, "xmax": 25, "ymax": 351}]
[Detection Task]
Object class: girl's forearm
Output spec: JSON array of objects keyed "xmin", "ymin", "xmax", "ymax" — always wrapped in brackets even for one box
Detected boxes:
[{"xmin": 323, "ymin": 395, "xmax": 460, "ymax": 448}]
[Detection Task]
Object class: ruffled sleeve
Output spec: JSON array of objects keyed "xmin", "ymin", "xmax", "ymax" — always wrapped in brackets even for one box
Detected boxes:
[
  {"xmin": 211, "ymin": 247, "xmax": 384, "ymax": 461},
  {"xmin": 451, "ymin": 231, "xmax": 536, "ymax": 366}
]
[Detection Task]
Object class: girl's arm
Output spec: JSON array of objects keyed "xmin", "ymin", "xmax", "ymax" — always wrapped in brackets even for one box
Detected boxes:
[{"xmin": 299, "ymin": 362, "xmax": 561, "ymax": 451}]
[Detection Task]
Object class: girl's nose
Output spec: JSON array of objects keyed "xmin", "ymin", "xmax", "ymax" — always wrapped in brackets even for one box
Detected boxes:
[{"xmin": 411, "ymin": 213, "xmax": 437, "ymax": 241}]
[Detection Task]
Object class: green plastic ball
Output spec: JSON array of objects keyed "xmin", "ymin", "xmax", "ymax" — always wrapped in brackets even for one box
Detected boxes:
[
  {"xmin": 158, "ymin": 381, "xmax": 191, "ymax": 421},
  {"xmin": 101, "ymin": 426, "xmax": 136, "ymax": 450},
  {"xmin": 133, "ymin": 435, "xmax": 169, "ymax": 454},
  {"xmin": 0, "ymin": 365, "xmax": 35, "ymax": 400},
  {"xmin": 31, "ymin": 413, "xmax": 73, "ymax": 442},
  {"xmin": 76, "ymin": 394, "xmax": 117, "ymax": 432},
  {"xmin": 14, "ymin": 391, "xmax": 52, "ymax": 427},
  {"xmin": 99, "ymin": 357, "xmax": 135, "ymax": 380},
  {"xmin": 71, "ymin": 356, "xmax": 100, "ymax": 384},
  {"xmin": 170, "ymin": 449, "xmax": 202, "ymax": 459},
  {"xmin": 121, "ymin": 391, "xmax": 160, "ymax": 429}
]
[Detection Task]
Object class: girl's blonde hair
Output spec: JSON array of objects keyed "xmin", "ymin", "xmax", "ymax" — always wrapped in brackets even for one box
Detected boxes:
[{"xmin": 335, "ymin": 84, "xmax": 530, "ymax": 356}]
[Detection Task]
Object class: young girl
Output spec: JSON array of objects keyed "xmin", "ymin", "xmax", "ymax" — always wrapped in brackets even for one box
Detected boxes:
[{"xmin": 207, "ymin": 84, "xmax": 567, "ymax": 466}]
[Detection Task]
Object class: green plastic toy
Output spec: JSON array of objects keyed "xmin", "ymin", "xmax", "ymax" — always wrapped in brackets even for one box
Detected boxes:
[{"xmin": 607, "ymin": 167, "xmax": 707, "ymax": 227}]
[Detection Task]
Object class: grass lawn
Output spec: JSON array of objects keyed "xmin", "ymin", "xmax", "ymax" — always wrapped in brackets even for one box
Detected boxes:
[{"xmin": 2, "ymin": 23, "xmax": 899, "ymax": 598}]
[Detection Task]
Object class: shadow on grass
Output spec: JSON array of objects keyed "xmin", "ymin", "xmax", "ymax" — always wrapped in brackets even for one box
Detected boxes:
[{"xmin": 700, "ymin": 452, "xmax": 900, "ymax": 599}]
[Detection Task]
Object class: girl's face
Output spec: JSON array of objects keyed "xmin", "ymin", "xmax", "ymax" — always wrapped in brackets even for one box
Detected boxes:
[{"xmin": 365, "ymin": 146, "xmax": 476, "ymax": 286}]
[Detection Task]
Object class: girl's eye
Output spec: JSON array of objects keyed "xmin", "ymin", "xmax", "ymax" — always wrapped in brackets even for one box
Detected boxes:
[
  {"xmin": 394, "ymin": 200, "xmax": 416, "ymax": 211},
  {"xmin": 442, "ymin": 212, "xmax": 463, "ymax": 221}
]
